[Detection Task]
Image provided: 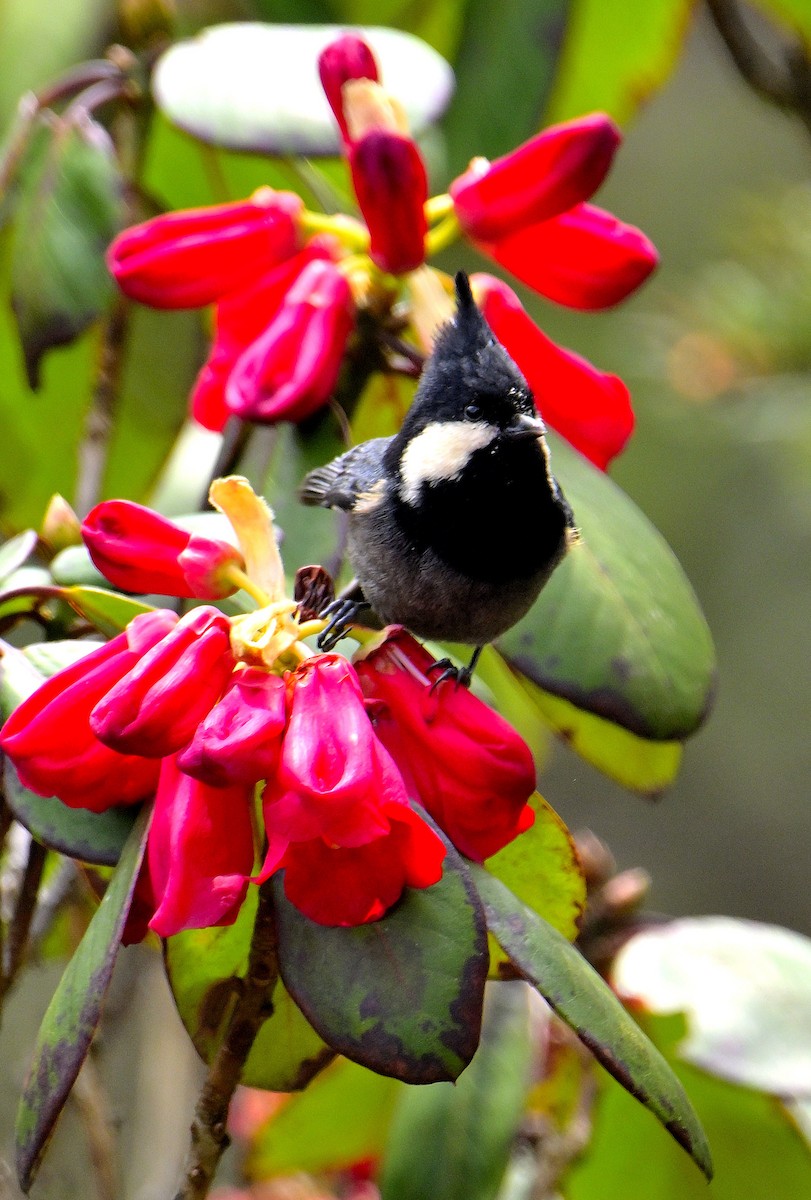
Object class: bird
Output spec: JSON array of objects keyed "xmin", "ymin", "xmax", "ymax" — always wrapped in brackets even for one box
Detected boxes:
[{"xmin": 299, "ymin": 270, "xmax": 577, "ymax": 683}]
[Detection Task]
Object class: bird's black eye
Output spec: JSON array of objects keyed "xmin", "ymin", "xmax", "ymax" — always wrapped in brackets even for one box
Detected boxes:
[{"xmin": 464, "ymin": 402, "xmax": 482, "ymax": 421}]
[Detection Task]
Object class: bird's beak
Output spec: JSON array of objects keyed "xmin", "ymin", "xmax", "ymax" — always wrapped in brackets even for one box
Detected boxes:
[{"xmin": 505, "ymin": 412, "xmax": 546, "ymax": 441}]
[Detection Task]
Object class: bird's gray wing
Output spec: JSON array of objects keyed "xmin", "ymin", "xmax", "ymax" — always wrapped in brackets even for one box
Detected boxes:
[{"xmin": 298, "ymin": 438, "xmax": 392, "ymax": 512}]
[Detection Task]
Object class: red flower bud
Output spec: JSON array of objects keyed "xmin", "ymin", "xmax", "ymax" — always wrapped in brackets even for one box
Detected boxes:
[
  {"xmin": 177, "ymin": 667, "xmax": 287, "ymax": 787},
  {"xmin": 480, "ymin": 202, "xmax": 658, "ymax": 310},
  {"xmin": 276, "ymin": 801, "xmax": 445, "ymax": 926},
  {"xmin": 147, "ymin": 755, "xmax": 254, "ymax": 937},
  {"xmin": 82, "ymin": 500, "xmax": 245, "ymax": 598},
  {"xmin": 473, "ymin": 273, "xmax": 633, "ymax": 468},
  {"xmin": 349, "ymin": 130, "xmax": 427, "ymax": 274},
  {"xmin": 190, "ymin": 238, "xmax": 338, "ymax": 432},
  {"xmin": 356, "ymin": 629, "xmax": 536, "ymax": 861},
  {"xmin": 90, "ymin": 607, "xmax": 235, "ymax": 758},
  {"xmin": 450, "ymin": 113, "xmax": 621, "ymax": 242},
  {"xmin": 225, "ymin": 259, "xmax": 354, "ymax": 424},
  {"xmin": 107, "ymin": 189, "xmax": 304, "ymax": 309},
  {"xmin": 0, "ymin": 611, "xmax": 176, "ymax": 811},
  {"xmin": 318, "ymin": 34, "xmax": 379, "ymax": 143}
]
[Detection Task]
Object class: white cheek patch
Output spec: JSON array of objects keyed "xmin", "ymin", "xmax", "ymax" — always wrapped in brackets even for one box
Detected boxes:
[{"xmin": 399, "ymin": 420, "xmax": 496, "ymax": 506}]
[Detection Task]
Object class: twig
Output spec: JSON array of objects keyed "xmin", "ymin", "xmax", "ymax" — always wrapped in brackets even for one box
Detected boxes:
[
  {"xmin": 73, "ymin": 1054, "xmax": 119, "ymax": 1200},
  {"xmin": 173, "ymin": 883, "xmax": 279, "ymax": 1200},
  {"xmin": 706, "ymin": 0, "xmax": 811, "ymax": 138},
  {"xmin": 201, "ymin": 418, "xmax": 252, "ymax": 507},
  {"xmin": 0, "ymin": 837, "xmax": 47, "ymax": 1005},
  {"xmin": 74, "ymin": 291, "xmax": 132, "ymax": 517}
]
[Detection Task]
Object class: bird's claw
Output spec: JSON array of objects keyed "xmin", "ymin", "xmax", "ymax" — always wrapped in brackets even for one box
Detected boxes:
[
  {"xmin": 427, "ymin": 658, "xmax": 473, "ymax": 692},
  {"xmin": 317, "ymin": 598, "xmax": 367, "ymax": 651}
]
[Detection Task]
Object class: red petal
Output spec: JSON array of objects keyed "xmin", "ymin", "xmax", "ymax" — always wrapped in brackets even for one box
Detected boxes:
[
  {"xmin": 318, "ymin": 34, "xmax": 379, "ymax": 143},
  {"xmin": 349, "ymin": 131, "xmax": 427, "ymax": 275}
]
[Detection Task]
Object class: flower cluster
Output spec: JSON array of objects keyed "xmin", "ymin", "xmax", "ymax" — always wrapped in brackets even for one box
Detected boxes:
[
  {"xmin": 106, "ymin": 32, "xmax": 657, "ymax": 469},
  {"xmin": 0, "ymin": 480, "xmax": 537, "ymax": 935}
]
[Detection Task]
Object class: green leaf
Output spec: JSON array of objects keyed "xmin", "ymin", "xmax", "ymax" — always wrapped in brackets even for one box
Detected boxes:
[
  {"xmin": 0, "ymin": 641, "xmax": 139, "ymax": 865},
  {"xmin": 472, "ymin": 865, "xmax": 713, "ymax": 1179},
  {"xmin": 565, "ymin": 1016, "xmax": 811, "ymax": 1200},
  {"xmin": 380, "ymin": 982, "xmax": 533, "ymax": 1200},
  {"xmin": 10, "ymin": 114, "xmax": 124, "ymax": 387},
  {"xmin": 248, "ymin": 1058, "xmax": 400, "ymax": 1179},
  {"xmin": 153, "ymin": 24, "xmax": 454, "ymax": 156},
  {"xmin": 545, "ymin": 0, "xmax": 693, "ymax": 125},
  {"xmin": 753, "ymin": 0, "xmax": 811, "ymax": 41},
  {"xmin": 498, "ymin": 433, "xmax": 716, "ymax": 742},
  {"xmin": 58, "ymin": 585, "xmax": 153, "ymax": 636},
  {"xmin": 0, "ymin": 529, "xmax": 38, "ymax": 582},
  {"xmin": 49, "ymin": 545, "xmax": 108, "ymax": 588},
  {"xmin": 15, "ymin": 805, "xmax": 149, "ymax": 1191},
  {"xmin": 486, "ymin": 793, "xmax": 585, "ymax": 943},
  {"xmin": 165, "ymin": 886, "xmax": 334, "ymax": 1092},
  {"xmin": 273, "ymin": 842, "xmax": 488, "ymax": 1084},
  {"xmin": 611, "ymin": 917, "xmax": 811, "ymax": 1096}
]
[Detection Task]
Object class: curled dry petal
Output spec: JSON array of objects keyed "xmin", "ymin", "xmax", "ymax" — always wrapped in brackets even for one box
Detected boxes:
[
  {"xmin": 473, "ymin": 273, "xmax": 634, "ymax": 468},
  {"xmin": 450, "ymin": 113, "xmax": 621, "ymax": 242}
]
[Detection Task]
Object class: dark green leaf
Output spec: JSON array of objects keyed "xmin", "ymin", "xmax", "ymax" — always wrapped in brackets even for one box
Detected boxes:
[
  {"xmin": 273, "ymin": 843, "xmax": 488, "ymax": 1084},
  {"xmin": 165, "ymin": 886, "xmax": 334, "ymax": 1092},
  {"xmin": 0, "ymin": 641, "xmax": 139, "ymax": 865},
  {"xmin": 0, "ymin": 529, "xmax": 38, "ymax": 583},
  {"xmin": 153, "ymin": 24, "xmax": 454, "ymax": 156},
  {"xmin": 15, "ymin": 806, "xmax": 149, "ymax": 1191},
  {"xmin": 473, "ymin": 865, "xmax": 713, "ymax": 1179},
  {"xmin": 611, "ymin": 917, "xmax": 811, "ymax": 1096},
  {"xmin": 59, "ymin": 585, "xmax": 153, "ymax": 636},
  {"xmin": 544, "ymin": 0, "xmax": 692, "ymax": 125},
  {"xmin": 248, "ymin": 1058, "xmax": 400, "ymax": 1179},
  {"xmin": 380, "ymin": 982, "xmax": 533, "ymax": 1200},
  {"xmin": 498, "ymin": 433, "xmax": 716, "ymax": 741},
  {"xmin": 10, "ymin": 113, "xmax": 124, "ymax": 387},
  {"xmin": 565, "ymin": 1015, "xmax": 811, "ymax": 1200}
]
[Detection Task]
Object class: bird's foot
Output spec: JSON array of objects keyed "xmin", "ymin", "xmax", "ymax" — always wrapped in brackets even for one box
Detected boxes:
[
  {"xmin": 316, "ymin": 597, "xmax": 370, "ymax": 651},
  {"xmin": 427, "ymin": 646, "xmax": 482, "ymax": 692}
]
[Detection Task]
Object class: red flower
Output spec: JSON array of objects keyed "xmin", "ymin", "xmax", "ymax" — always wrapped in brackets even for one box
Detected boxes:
[
  {"xmin": 450, "ymin": 113, "xmax": 620, "ymax": 242},
  {"xmin": 472, "ymin": 273, "xmax": 633, "ymax": 468},
  {"xmin": 318, "ymin": 33, "xmax": 379, "ymax": 144},
  {"xmin": 0, "ymin": 611, "xmax": 176, "ymax": 810},
  {"xmin": 82, "ymin": 500, "xmax": 245, "ymax": 599},
  {"xmin": 146, "ymin": 755, "xmax": 254, "ymax": 937},
  {"xmin": 90, "ymin": 606, "xmax": 235, "ymax": 758},
  {"xmin": 107, "ymin": 189, "xmax": 303, "ymax": 309},
  {"xmin": 479, "ymin": 202, "xmax": 658, "ymax": 310},
  {"xmin": 355, "ymin": 629, "xmax": 536, "ymax": 861},
  {"xmin": 225, "ymin": 259, "xmax": 354, "ymax": 423},
  {"xmin": 177, "ymin": 667, "xmax": 287, "ymax": 787},
  {"xmin": 349, "ymin": 130, "xmax": 428, "ymax": 275},
  {"xmin": 190, "ymin": 238, "xmax": 338, "ymax": 432}
]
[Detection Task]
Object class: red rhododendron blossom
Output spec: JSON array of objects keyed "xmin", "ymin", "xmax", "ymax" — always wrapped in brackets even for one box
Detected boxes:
[
  {"xmin": 450, "ymin": 113, "xmax": 621, "ymax": 243},
  {"xmin": 90, "ymin": 606, "xmax": 235, "ymax": 758},
  {"xmin": 356, "ymin": 629, "xmax": 536, "ymax": 861},
  {"xmin": 473, "ymin": 273, "xmax": 633, "ymax": 468},
  {"xmin": 82, "ymin": 499, "xmax": 245, "ymax": 599},
  {"xmin": 190, "ymin": 238, "xmax": 338, "ymax": 432},
  {"xmin": 146, "ymin": 755, "xmax": 255, "ymax": 937},
  {"xmin": 0, "ymin": 610, "xmax": 176, "ymax": 811},
  {"xmin": 276, "ymin": 800, "xmax": 446, "ymax": 926},
  {"xmin": 349, "ymin": 130, "xmax": 427, "ymax": 275},
  {"xmin": 480, "ymin": 202, "xmax": 658, "ymax": 310},
  {"xmin": 260, "ymin": 654, "xmax": 410, "ymax": 851},
  {"xmin": 177, "ymin": 667, "xmax": 287, "ymax": 787},
  {"xmin": 225, "ymin": 259, "xmax": 354, "ymax": 424},
  {"xmin": 318, "ymin": 33, "xmax": 379, "ymax": 144},
  {"xmin": 107, "ymin": 189, "xmax": 304, "ymax": 309}
]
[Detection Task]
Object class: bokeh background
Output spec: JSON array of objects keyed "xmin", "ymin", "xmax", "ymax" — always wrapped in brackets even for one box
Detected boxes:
[{"xmin": 0, "ymin": 1, "xmax": 809, "ymax": 1196}]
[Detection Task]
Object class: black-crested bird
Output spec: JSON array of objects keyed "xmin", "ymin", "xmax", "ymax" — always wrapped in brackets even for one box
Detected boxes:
[{"xmin": 299, "ymin": 271, "xmax": 577, "ymax": 682}]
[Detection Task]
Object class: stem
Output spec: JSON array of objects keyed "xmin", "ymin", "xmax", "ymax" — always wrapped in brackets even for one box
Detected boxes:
[
  {"xmin": 174, "ymin": 883, "xmax": 279, "ymax": 1200},
  {"xmin": 706, "ymin": 0, "xmax": 811, "ymax": 138},
  {"xmin": 0, "ymin": 837, "xmax": 47, "ymax": 1007},
  {"xmin": 73, "ymin": 1054, "xmax": 119, "ymax": 1200},
  {"xmin": 201, "ymin": 418, "xmax": 252, "ymax": 507},
  {"xmin": 74, "ymin": 291, "xmax": 131, "ymax": 517}
]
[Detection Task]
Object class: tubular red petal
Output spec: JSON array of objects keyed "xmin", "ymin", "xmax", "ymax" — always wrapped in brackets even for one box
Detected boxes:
[
  {"xmin": 450, "ymin": 113, "xmax": 621, "ymax": 241},
  {"xmin": 318, "ymin": 34, "xmax": 379, "ymax": 143},
  {"xmin": 177, "ymin": 667, "xmax": 287, "ymax": 786},
  {"xmin": 349, "ymin": 130, "xmax": 427, "ymax": 275},
  {"xmin": 480, "ymin": 202, "xmax": 658, "ymax": 310},
  {"xmin": 473, "ymin": 273, "xmax": 634, "ymax": 467},
  {"xmin": 147, "ymin": 756, "xmax": 254, "ymax": 937},
  {"xmin": 82, "ymin": 499, "xmax": 244, "ymax": 598},
  {"xmin": 107, "ymin": 190, "xmax": 304, "ymax": 309}
]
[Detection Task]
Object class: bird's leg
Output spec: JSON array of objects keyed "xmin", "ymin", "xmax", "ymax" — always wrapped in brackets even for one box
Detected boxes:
[
  {"xmin": 428, "ymin": 645, "xmax": 483, "ymax": 691},
  {"xmin": 316, "ymin": 582, "xmax": 371, "ymax": 651}
]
